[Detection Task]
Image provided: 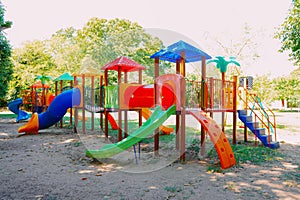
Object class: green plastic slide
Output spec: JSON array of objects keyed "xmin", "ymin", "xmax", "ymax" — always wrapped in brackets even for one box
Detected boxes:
[{"xmin": 86, "ymin": 105, "xmax": 176, "ymax": 159}]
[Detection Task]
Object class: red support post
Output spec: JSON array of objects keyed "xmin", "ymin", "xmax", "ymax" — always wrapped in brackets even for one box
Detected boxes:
[
  {"xmin": 118, "ymin": 67, "xmax": 122, "ymax": 141},
  {"xmin": 104, "ymin": 70, "xmax": 109, "ymax": 139},
  {"xmin": 70, "ymin": 80, "xmax": 73, "ymax": 127},
  {"xmin": 82, "ymin": 74, "xmax": 86, "ymax": 134},
  {"xmin": 60, "ymin": 80, "xmax": 63, "ymax": 128},
  {"xmin": 232, "ymin": 76, "xmax": 237, "ymax": 144},
  {"xmin": 91, "ymin": 76, "xmax": 95, "ymax": 131},
  {"xmin": 154, "ymin": 57, "xmax": 160, "ymax": 155},
  {"xmin": 200, "ymin": 56, "xmax": 206, "ymax": 156},
  {"xmin": 74, "ymin": 75, "xmax": 78, "ymax": 133}
]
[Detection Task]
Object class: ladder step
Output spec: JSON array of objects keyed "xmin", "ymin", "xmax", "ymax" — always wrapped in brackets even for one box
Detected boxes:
[
  {"xmin": 269, "ymin": 141, "xmax": 280, "ymax": 149},
  {"xmin": 254, "ymin": 128, "xmax": 266, "ymax": 136},
  {"xmin": 246, "ymin": 121, "xmax": 260, "ymax": 130},
  {"xmin": 237, "ymin": 110, "xmax": 247, "ymax": 116}
]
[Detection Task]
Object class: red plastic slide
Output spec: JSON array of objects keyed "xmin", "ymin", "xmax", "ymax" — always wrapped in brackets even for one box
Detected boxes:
[
  {"xmin": 188, "ymin": 110, "xmax": 236, "ymax": 169},
  {"xmin": 107, "ymin": 112, "xmax": 119, "ymax": 130}
]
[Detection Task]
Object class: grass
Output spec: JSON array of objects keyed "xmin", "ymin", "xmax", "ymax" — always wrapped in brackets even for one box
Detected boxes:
[
  {"xmin": 164, "ymin": 185, "xmax": 183, "ymax": 193},
  {"xmin": 206, "ymin": 142, "xmax": 285, "ymax": 172},
  {"xmin": 276, "ymin": 124, "xmax": 286, "ymax": 129},
  {"xmin": 277, "ymin": 109, "xmax": 300, "ymax": 113},
  {"xmin": 0, "ymin": 113, "xmax": 18, "ymax": 119},
  {"xmin": 81, "ymin": 118, "xmax": 287, "ymax": 173}
]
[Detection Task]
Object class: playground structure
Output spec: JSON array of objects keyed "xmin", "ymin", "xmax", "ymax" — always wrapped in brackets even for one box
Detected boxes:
[
  {"xmin": 7, "ymin": 98, "xmax": 30, "ymax": 122},
  {"xmin": 84, "ymin": 41, "xmax": 237, "ymax": 169},
  {"xmin": 8, "ymin": 80, "xmax": 54, "ymax": 123},
  {"xmin": 53, "ymin": 72, "xmax": 74, "ymax": 128},
  {"xmin": 237, "ymin": 77, "xmax": 279, "ymax": 149},
  {"xmin": 14, "ymin": 40, "xmax": 280, "ymax": 169}
]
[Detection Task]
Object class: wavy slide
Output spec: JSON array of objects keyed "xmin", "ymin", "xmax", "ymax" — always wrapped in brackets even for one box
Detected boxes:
[
  {"xmin": 8, "ymin": 98, "xmax": 30, "ymax": 123},
  {"xmin": 86, "ymin": 105, "xmax": 176, "ymax": 159},
  {"xmin": 188, "ymin": 110, "xmax": 236, "ymax": 169},
  {"xmin": 18, "ymin": 88, "xmax": 81, "ymax": 134},
  {"xmin": 141, "ymin": 108, "xmax": 173, "ymax": 134}
]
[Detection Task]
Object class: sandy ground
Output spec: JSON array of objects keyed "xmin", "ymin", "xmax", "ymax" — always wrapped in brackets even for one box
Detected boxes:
[{"xmin": 0, "ymin": 112, "xmax": 299, "ymax": 200}]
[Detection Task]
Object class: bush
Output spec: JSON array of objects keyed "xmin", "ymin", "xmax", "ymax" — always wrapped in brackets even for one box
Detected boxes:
[{"xmin": 0, "ymin": 97, "xmax": 7, "ymax": 107}]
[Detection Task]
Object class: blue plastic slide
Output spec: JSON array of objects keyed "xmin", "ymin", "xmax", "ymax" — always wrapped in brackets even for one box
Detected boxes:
[
  {"xmin": 8, "ymin": 98, "xmax": 30, "ymax": 122},
  {"xmin": 18, "ymin": 88, "xmax": 81, "ymax": 133}
]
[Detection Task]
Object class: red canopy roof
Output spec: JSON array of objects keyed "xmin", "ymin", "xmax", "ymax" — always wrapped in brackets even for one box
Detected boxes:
[
  {"xmin": 101, "ymin": 56, "xmax": 146, "ymax": 72},
  {"xmin": 30, "ymin": 81, "xmax": 50, "ymax": 89}
]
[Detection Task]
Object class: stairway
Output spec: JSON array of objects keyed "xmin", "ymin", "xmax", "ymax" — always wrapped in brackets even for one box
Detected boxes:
[{"xmin": 238, "ymin": 110, "xmax": 280, "ymax": 149}]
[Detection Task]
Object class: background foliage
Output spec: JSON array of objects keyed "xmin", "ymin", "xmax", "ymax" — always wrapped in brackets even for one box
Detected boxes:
[
  {"xmin": 8, "ymin": 18, "xmax": 168, "ymax": 100},
  {"xmin": 275, "ymin": 0, "xmax": 300, "ymax": 66},
  {"xmin": 1, "ymin": 4, "xmax": 299, "ymax": 109},
  {"xmin": 0, "ymin": 0, "xmax": 13, "ymax": 106}
]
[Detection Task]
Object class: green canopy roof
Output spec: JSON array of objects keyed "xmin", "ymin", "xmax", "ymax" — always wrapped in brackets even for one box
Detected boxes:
[{"xmin": 54, "ymin": 73, "xmax": 74, "ymax": 81}]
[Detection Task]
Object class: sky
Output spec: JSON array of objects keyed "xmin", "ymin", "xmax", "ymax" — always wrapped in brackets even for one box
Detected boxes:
[{"xmin": 1, "ymin": 0, "xmax": 296, "ymax": 78}]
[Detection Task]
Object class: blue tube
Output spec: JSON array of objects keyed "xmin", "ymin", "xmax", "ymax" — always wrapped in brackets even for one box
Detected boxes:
[
  {"xmin": 38, "ymin": 88, "xmax": 81, "ymax": 130},
  {"xmin": 8, "ymin": 98, "xmax": 30, "ymax": 122}
]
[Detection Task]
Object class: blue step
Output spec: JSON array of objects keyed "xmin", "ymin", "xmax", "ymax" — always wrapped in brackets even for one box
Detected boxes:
[
  {"xmin": 245, "ymin": 121, "xmax": 260, "ymax": 130},
  {"xmin": 253, "ymin": 128, "xmax": 266, "ymax": 136},
  {"xmin": 238, "ymin": 110, "xmax": 280, "ymax": 149},
  {"xmin": 269, "ymin": 141, "xmax": 280, "ymax": 149}
]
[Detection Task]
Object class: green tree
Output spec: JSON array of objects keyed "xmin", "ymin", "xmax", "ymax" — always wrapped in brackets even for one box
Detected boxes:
[
  {"xmin": 252, "ymin": 75, "xmax": 275, "ymax": 105},
  {"xmin": 275, "ymin": 0, "xmax": 300, "ymax": 66},
  {"xmin": 0, "ymin": 1, "xmax": 13, "ymax": 106},
  {"xmin": 47, "ymin": 27, "xmax": 83, "ymax": 74},
  {"xmin": 0, "ymin": 1, "xmax": 11, "ymax": 31},
  {"xmin": 9, "ymin": 40, "xmax": 57, "ymax": 99},
  {"xmin": 76, "ymin": 18, "xmax": 165, "ymax": 83},
  {"xmin": 10, "ymin": 18, "xmax": 166, "ymax": 98},
  {"xmin": 273, "ymin": 75, "xmax": 300, "ymax": 108}
]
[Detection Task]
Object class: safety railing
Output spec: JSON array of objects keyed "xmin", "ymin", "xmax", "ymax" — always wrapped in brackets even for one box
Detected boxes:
[
  {"xmin": 238, "ymin": 87, "xmax": 277, "ymax": 144},
  {"xmin": 186, "ymin": 78, "xmax": 236, "ymax": 111}
]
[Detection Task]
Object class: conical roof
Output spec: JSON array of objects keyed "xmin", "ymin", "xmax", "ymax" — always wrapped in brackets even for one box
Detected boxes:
[
  {"xmin": 54, "ymin": 73, "xmax": 74, "ymax": 81},
  {"xmin": 101, "ymin": 56, "xmax": 145, "ymax": 72},
  {"xmin": 150, "ymin": 40, "xmax": 211, "ymax": 63},
  {"xmin": 30, "ymin": 81, "xmax": 50, "ymax": 88},
  {"xmin": 73, "ymin": 66, "xmax": 103, "ymax": 77}
]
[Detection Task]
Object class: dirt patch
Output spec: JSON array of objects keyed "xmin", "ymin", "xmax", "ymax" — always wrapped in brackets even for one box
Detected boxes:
[{"xmin": 0, "ymin": 112, "xmax": 299, "ymax": 199}]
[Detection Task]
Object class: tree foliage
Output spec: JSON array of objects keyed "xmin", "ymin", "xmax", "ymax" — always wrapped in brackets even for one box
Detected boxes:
[
  {"xmin": 10, "ymin": 18, "xmax": 166, "ymax": 99},
  {"xmin": 275, "ymin": 0, "xmax": 300, "ymax": 66},
  {"xmin": 273, "ymin": 68, "xmax": 300, "ymax": 107},
  {"xmin": 75, "ymin": 18, "xmax": 165, "ymax": 82},
  {"xmin": 9, "ymin": 40, "xmax": 57, "ymax": 99},
  {"xmin": 252, "ymin": 75, "xmax": 275, "ymax": 105},
  {"xmin": 252, "ymin": 68, "xmax": 300, "ymax": 107},
  {"xmin": 0, "ymin": 1, "xmax": 13, "ymax": 106}
]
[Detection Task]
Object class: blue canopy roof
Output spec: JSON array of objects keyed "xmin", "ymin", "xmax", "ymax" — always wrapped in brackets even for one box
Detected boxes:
[{"xmin": 150, "ymin": 40, "xmax": 211, "ymax": 63}]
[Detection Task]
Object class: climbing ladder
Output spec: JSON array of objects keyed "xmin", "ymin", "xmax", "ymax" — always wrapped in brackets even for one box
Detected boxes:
[{"xmin": 237, "ymin": 88, "xmax": 280, "ymax": 149}]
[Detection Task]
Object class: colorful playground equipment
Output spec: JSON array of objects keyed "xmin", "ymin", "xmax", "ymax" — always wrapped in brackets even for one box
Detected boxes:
[
  {"xmin": 15, "ymin": 40, "xmax": 280, "ymax": 169},
  {"xmin": 8, "ymin": 80, "xmax": 54, "ymax": 122},
  {"xmin": 85, "ymin": 41, "xmax": 237, "ymax": 169},
  {"xmin": 237, "ymin": 77, "xmax": 279, "ymax": 149},
  {"xmin": 18, "ymin": 87, "xmax": 81, "ymax": 133},
  {"xmin": 7, "ymin": 98, "xmax": 30, "ymax": 122},
  {"xmin": 53, "ymin": 72, "xmax": 74, "ymax": 128}
]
